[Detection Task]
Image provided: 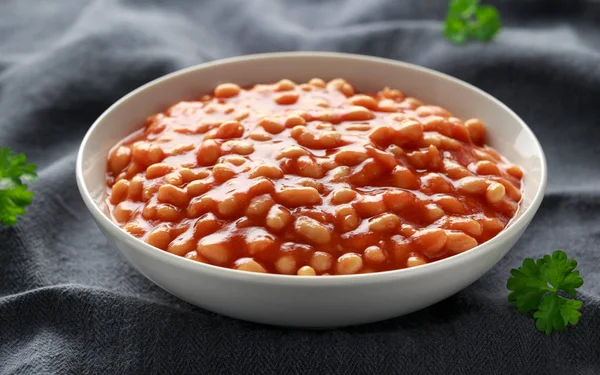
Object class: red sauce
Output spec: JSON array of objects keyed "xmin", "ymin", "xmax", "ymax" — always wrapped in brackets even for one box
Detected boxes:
[{"xmin": 106, "ymin": 78, "xmax": 523, "ymax": 275}]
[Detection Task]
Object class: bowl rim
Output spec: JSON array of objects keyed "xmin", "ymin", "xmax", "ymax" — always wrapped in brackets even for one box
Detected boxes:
[{"xmin": 76, "ymin": 51, "xmax": 547, "ymax": 285}]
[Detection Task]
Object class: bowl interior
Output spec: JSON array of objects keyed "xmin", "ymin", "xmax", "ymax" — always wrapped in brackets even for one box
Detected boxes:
[{"xmin": 79, "ymin": 52, "xmax": 545, "ymax": 241}]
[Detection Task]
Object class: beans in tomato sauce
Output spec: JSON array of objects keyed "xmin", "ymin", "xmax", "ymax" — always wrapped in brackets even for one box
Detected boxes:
[{"xmin": 106, "ymin": 78, "xmax": 523, "ymax": 275}]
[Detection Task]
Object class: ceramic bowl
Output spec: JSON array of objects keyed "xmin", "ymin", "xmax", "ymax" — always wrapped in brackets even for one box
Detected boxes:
[{"xmin": 76, "ymin": 52, "xmax": 547, "ymax": 327}]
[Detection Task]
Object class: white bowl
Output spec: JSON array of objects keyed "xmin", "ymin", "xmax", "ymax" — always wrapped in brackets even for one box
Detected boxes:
[{"xmin": 76, "ymin": 52, "xmax": 547, "ymax": 328}]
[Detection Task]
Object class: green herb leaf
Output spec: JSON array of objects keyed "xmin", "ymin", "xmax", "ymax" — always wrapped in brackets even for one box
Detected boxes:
[
  {"xmin": 539, "ymin": 250, "xmax": 583, "ymax": 297},
  {"xmin": 0, "ymin": 185, "xmax": 34, "ymax": 226},
  {"xmin": 507, "ymin": 251, "xmax": 584, "ymax": 335},
  {"xmin": 0, "ymin": 147, "xmax": 37, "ymax": 226},
  {"xmin": 470, "ymin": 6, "xmax": 502, "ymax": 41},
  {"xmin": 448, "ymin": 0, "xmax": 479, "ymax": 18},
  {"xmin": 444, "ymin": 16, "xmax": 470, "ymax": 44},
  {"xmin": 443, "ymin": 0, "xmax": 501, "ymax": 44},
  {"xmin": 533, "ymin": 294, "xmax": 582, "ymax": 335},
  {"xmin": 507, "ymin": 258, "xmax": 551, "ymax": 313}
]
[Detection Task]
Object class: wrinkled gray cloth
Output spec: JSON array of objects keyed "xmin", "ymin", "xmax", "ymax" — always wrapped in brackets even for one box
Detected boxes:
[{"xmin": 1, "ymin": 0, "xmax": 599, "ymax": 374}]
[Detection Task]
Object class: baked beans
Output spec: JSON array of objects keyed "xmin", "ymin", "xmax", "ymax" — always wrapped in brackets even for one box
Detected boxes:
[{"xmin": 106, "ymin": 78, "xmax": 523, "ymax": 275}]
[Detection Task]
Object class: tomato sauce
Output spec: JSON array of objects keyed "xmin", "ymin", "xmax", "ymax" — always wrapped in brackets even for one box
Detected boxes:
[{"xmin": 106, "ymin": 78, "xmax": 523, "ymax": 275}]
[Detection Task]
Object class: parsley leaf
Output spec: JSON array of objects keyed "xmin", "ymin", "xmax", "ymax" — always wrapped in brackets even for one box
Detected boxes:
[
  {"xmin": 443, "ymin": 16, "xmax": 469, "ymax": 45},
  {"xmin": 0, "ymin": 147, "xmax": 37, "ymax": 226},
  {"xmin": 507, "ymin": 258, "xmax": 551, "ymax": 313},
  {"xmin": 0, "ymin": 185, "xmax": 34, "ymax": 226},
  {"xmin": 471, "ymin": 6, "xmax": 502, "ymax": 41},
  {"xmin": 444, "ymin": 0, "xmax": 502, "ymax": 44},
  {"xmin": 539, "ymin": 251, "xmax": 583, "ymax": 297},
  {"xmin": 507, "ymin": 251, "xmax": 584, "ymax": 335},
  {"xmin": 534, "ymin": 294, "xmax": 582, "ymax": 335},
  {"xmin": 448, "ymin": 0, "xmax": 479, "ymax": 18}
]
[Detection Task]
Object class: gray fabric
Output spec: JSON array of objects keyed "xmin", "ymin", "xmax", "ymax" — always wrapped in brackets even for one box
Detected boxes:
[{"xmin": 1, "ymin": 0, "xmax": 599, "ymax": 373}]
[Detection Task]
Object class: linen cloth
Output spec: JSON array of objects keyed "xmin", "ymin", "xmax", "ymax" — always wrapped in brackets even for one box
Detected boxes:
[{"xmin": 1, "ymin": 0, "xmax": 599, "ymax": 373}]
